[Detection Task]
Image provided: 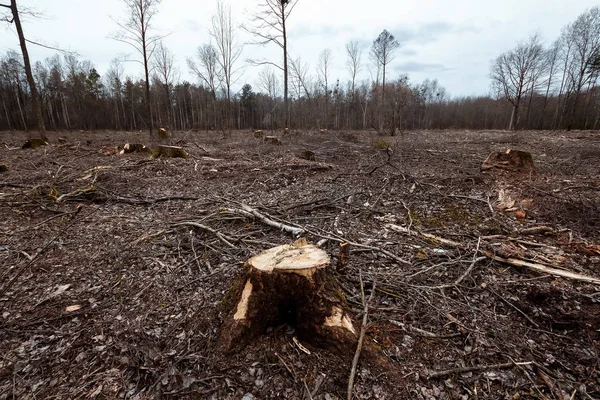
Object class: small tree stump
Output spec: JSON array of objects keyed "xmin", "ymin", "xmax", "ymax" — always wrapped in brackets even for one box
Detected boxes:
[
  {"xmin": 151, "ymin": 145, "xmax": 189, "ymax": 159},
  {"xmin": 482, "ymin": 149, "xmax": 536, "ymax": 174},
  {"xmin": 0, "ymin": 163, "xmax": 8, "ymax": 173},
  {"xmin": 264, "ymin": 136, "xmax": 282, "ymax": 145},
  {"xmin": 158, "ymin": 127, "xmax": 169, "ymax": 139},
  {"xmin": 299, "ymin": 150, "xmax": 316, "ymax": 161},
  {"xmin": 22, "ymin": 137, "xmax": 48, "ymax": 150},
  {"xmin": 220, "ymin": 240, "xmax": 356, "ymax": 352},
  {"xmin": 254, "ymin": 130, "xmax": 264, "ymax": 138}
]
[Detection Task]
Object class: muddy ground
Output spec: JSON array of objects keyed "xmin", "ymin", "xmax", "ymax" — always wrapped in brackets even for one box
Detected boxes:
[{"xmin": 0, "ymin": 128, "xmax": 599, "ymax": 399}]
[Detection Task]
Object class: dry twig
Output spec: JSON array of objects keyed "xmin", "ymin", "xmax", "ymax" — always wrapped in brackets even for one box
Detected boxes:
[{"xmin": 347, "ymin": 270, "xmax": 377, "ymax": 400}]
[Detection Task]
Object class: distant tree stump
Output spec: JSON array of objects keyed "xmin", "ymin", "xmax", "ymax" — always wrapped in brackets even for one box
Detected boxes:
[
  {"xmin": 299, "ymin": 150, "xmax": 316, "ymax": 161},
  {"xmin": 0, "ymin": 163, "xmax": 7, "ymax": 173},
  {"xmin": 158, "ymin": 127, "xmax": 169, "ymax": 139},
  {"xmin": 22, "ymin": 137, "xmax": 48, "ymax": 150},
  {"xmin": 220, "ymin": 240, "xmax": 356, "ymax": 352},
  {"xmin": 254, "ymin": 130, "xmax": 264, "ymax": 138},
  {"xmin": 151, "ymin": 145, "xmax": 189, "ymax": 159},
  {"xmin": 482, "ymin": 149, "xmax": 536, "ymax": 174},
  {"xmin": 264, "ymin": 136, "xmax": 282, "ymax": 145}
]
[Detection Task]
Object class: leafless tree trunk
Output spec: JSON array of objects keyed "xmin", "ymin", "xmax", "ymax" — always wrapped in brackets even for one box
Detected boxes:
[
  {"xmin": 211, "ymin": 0, "xmax": 243, "ymax": 130},
  {"xmin": 317, "ymin": 48, "xmax": 332, "ymax": 128},
  {"xmin": 370, "ymin": 30, "xmax": 400, "ymax": 103},
  {"xmin": 111, "ymin": 0, "xmax": 163, "ymax": 133},
  {"xmin": 244, "ymin": 0, "xmax": 299, "ymax": 128},
  {"xmin": 346, "ymin": 41, "xmax": 362, "ymax": 97},
  {"xmin": 490, "ymin": 33, "xmax": 544, "ymax": 130},
  {"xmin": 152, "ymin": 42, "xmax": 178, "ymax": 127},
  {"xmin": 560, "ymin": 7, "xmax": 600, "ymax": 130},
  {"xmin": 1, "ymin": 0, "xmax": 45, "ymax": 132},
  {"xmin": 188, "ymin": 44, "xmax": 220, "ymax": 129}
]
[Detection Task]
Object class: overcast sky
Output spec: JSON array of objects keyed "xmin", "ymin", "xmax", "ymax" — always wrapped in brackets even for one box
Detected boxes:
[{"xmin": 1, "ymin": 0, "xmax": 598, "ymax": 97}]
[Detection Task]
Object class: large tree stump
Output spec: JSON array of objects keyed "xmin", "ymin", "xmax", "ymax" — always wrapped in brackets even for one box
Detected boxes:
[
  {"xmin": 151, "ymin": 145, "xmax": 189, "ymax": 159},
  {"xmin": 482, "ymin": 149, "xmax": 536, "ymax": 174},
  {"xmin": 220, "ymin": 240, "xmax": 356, "ymax": 352},
  {"xmin": 22, "ymin": 137, "xmax": 48, "ymax": 150}
]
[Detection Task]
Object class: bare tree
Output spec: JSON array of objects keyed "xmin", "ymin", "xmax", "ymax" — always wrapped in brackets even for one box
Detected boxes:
[
  {"xmin": 210, "ymin": 0, "xmax": 243, "ymax": 104},
  {"xmin": 111, "ymin": 0, "xmax": 163, "ymax": 132},
  {"xmin": 346, "ymin": 40, "xmax": 362, "ymax": 97},
  {"xmin": 560, "ymin": 6, "xmax": 600, "ymax": 130},
  {"xmin": 244, "ymin": 0, "xmax": 299, "ymax": 128},
  {"xmin": 370, "ymin": 30, "xmax": 400, "ymax": 101},
  {"xmin": 187, "ymin": 44, "xmax": 220, "ymax": 99},
  {"xmin": 106, "ymin": 58, "xmax": 126, "ymax": 129},
  {"xmin": 152, "ymin": 42, "xmax": 178, "ymax": 126},
  {"xmin": 490, "ymin": 33, "xmax": 545, "ymax": 130},
  {"xmin": 258, "ymin": 66, "xmax": 280, "ymax": 99},
  {"xmin": 289, "ymin": 56, "xmax": 312, "ymax": 100},
  {"xmin": 187, "ymin": 44, "xmax": 220, "ymax": 129},
  {"xmin": 317, "ymin": 48, "xmax": 332, "ymax": 127},
  {"xmin": 1, "ymin": 0, "xmax": 45, "ymax": 132}
]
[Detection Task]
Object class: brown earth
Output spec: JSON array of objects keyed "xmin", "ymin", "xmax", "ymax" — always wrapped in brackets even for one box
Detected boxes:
[{"xmin": 0, "ymin": 128, "xmax": 599, "ymax": 399}]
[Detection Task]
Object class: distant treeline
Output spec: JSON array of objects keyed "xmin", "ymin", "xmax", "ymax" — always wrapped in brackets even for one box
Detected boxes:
[{"xmin": 1, "ymin": 6, "xmax": 599, "ymax": 132}]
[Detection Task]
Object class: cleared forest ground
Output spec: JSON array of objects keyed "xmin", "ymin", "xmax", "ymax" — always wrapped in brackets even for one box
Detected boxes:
[{"xmin": 0, "ymin": 128, "xmax": 599, "ymax": 399}]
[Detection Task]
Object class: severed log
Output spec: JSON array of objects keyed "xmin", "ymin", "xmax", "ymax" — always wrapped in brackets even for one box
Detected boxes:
[{"xmin": 220, "ymin": 240, "xmax": 356, "ymax": 352}]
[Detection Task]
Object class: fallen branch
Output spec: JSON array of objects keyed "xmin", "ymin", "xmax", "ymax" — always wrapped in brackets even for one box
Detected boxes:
[
  {"xmin": 520, "ymin": 226, "xmax": 555, "ymax": 236},
  {"xmin": 225, "ymin": 204, "xmax": 304, "ymax": 236},
  {"xmin": 432, "ymin": 238, "xmax": 484, "ymax": 289},
  {"xmin": 386, "ymin": 223, "xmax": 600, "ymax": 285},
  {"xmin": 386, "ymin": 224, "xmax": 464, "ymax": 248},
  {"xmin": 174, "ymin": 221, "xmax": 237, "ymax": 248},
  {"xmin": 347, "ymin": 270, "xmax": 376, "ymax": 400},
  {"xmin": 482, "ymin": 251, "xmax": 600, "ymax": 285},
  {"xmin": 428, "ymin": 361, "xmax": 534, "ymax": 379}
]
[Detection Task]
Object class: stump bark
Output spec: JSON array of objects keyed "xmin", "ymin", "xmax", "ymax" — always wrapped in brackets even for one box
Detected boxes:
[
  {"xmin": 22, "ymin": 137, "xmax": 48, "ymax": 149},
  {"xmin": 220, "ymin": 240, "xmax": 356, "ymax": 352},
  {"xmin": 151, "ymin": 145, "xmax": 189, "ymax": 159},
  {"xmin": 482, "ymin": 149, "xmax": 536, "ymax": 174}
]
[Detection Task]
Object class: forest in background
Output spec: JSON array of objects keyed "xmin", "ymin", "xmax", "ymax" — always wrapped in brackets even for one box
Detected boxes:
[{"xmin": 1, "ymin": 1, "xmax": 600, "ymax": 133}]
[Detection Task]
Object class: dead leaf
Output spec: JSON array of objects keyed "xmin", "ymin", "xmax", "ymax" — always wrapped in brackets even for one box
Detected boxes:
[{"xmin": 515, "ymin": 209, "xmax": 527, "ymax": 220}]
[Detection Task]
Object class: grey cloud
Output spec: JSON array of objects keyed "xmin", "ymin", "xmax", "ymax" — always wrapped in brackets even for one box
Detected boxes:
[
  {"xmin": 390, "ymin": 21, "xmax": 480, "ymax": 45},
  {"xmin": 289, "ymin": 24, "xmax": 354, "ymax": 39},
  {"xmin": 291, "ymin": 21, "xmax": 479, "ymax": 46},
  {"xmin": 184, "ymin": 19, "xmax": 202, "ymax": 33},
  {"xmin": 393, "ymin": 61, "xmax": 452, "ymax": 73}
]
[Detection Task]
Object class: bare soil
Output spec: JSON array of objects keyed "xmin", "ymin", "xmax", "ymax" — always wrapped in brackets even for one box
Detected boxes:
[{"xmin": 0, "ymin": 128, "xmax": 599, "ymax": 399}]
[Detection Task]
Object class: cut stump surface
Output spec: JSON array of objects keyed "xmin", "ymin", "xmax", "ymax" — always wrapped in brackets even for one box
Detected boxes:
[{"xmin": 220, "ymin": 240, "xmax": 355, "ymax": 352}]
